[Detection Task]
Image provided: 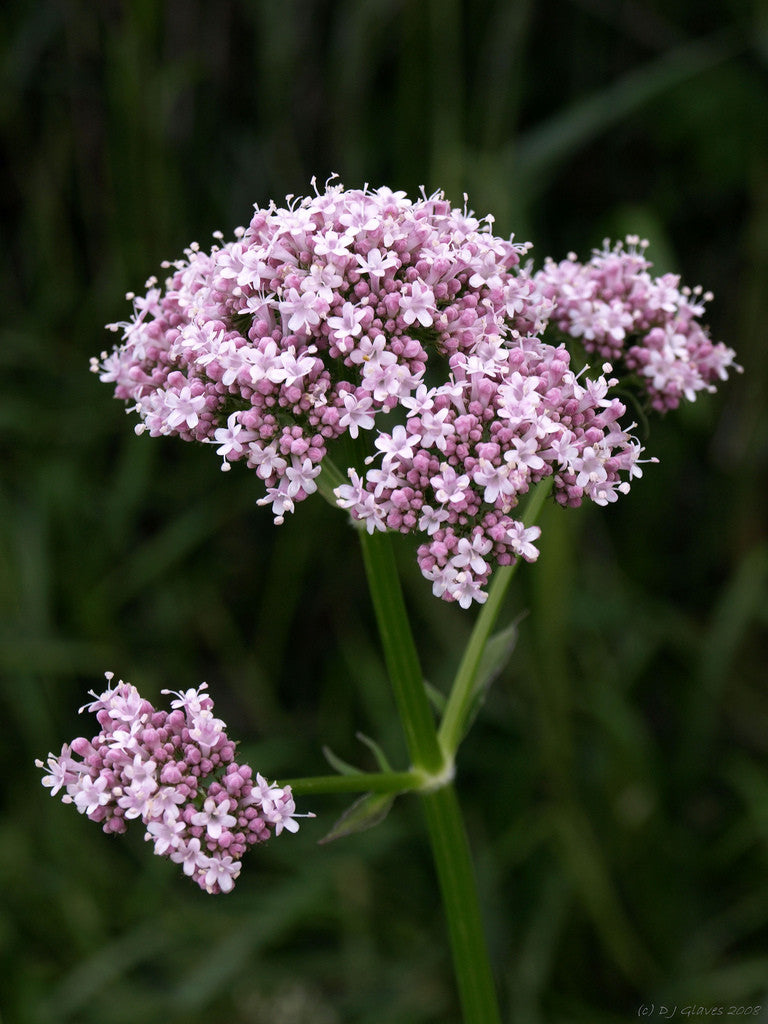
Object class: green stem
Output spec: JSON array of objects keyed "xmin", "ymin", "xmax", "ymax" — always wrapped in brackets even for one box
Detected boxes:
[
  {"xmin": 284, "ymin": 771, "xmax": 421, "ymax": 796},
  {"xmin": 438, "ymin": 477, "xmax": 553, "ymax": 756},
  {"xmin": 422, "ymin": 786, "xmax": 503, "ymax": 1024},
  {"xmin": 358, "ymin": 528, "xmax": 502, "ymax": 1024},
  {"xmin": 359, "ymin": 530, "xmax": 445, "ymax": 775},
  {"xmin": 316, "ymin": 455, "xmax": 348, "ymax": 507}
]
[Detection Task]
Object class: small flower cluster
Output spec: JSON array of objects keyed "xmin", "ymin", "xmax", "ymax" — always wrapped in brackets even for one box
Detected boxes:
[
  {"xmin": 336, "ymin": 339, "xmax": 643, "ymax": 607},
  {"xmin": 37, "ymin": 673, "xmax": 308, "ymax": 894},
  {"xmin": 534, "ymin": 236, "xmax": 739, "ymax": 411},
  {"xmin": 93, "ymin": 183, "xmax": 730, "ymax": 606}
]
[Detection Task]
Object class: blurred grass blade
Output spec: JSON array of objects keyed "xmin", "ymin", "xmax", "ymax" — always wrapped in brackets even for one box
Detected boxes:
[
  {"xmin": 550, "ymin": 804, "xmax": 656, "ymax": 986},
  {"xmin": 509, "ymin": 872, "xmax": 570, "ymax": 1021},
  {"xmin": 42, "ymin": 921, "xmax": 168, "ymax": 1017},
  {"xmin": 172, "ymin": 871, "xmax": 332, "ymax": 1008},
  {"xmin": 681, "ymin": 542, "xmax": 768, "ymax": 775},
  {"xmin": 513, "ymin": 29, "xmax": 742, "ymax": 194}
]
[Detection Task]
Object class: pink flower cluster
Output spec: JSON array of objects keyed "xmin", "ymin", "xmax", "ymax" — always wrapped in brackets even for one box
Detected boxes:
[
  {"xmin": 534, "ymin": 236, "xmax": 739, "ymax": 411},
  {"xmin": 336, "ymin": 341, "xmax": 642, "ymax": 607},
  {"xmin": 93, "ymin": 183, "xmax": 710, "ymax": 606},
  {"xmin": 36, "ymin": 674, "xmax": 308, "ymax": 894}
]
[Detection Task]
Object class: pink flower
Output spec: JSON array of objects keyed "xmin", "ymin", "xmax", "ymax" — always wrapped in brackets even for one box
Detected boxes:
[
  {"xmin": 400, "ymin": 281, "xmax": 436, "ymax": 328},
  {"xmin": 202, "ymin": 853, "xmax": 241, "ymax": 894},
  {"xmin": 278, "ymin": 288, "xmax": 327, "ymax": 334},
  {"xmin": 535, "ymin": 237, "xmax": 739, "ymax": 411},
  {"xmin": 338, "ymin": 392, "xmax": 375, "ymax": 438},
  {"xmin": 146, "ymin": 817, "xmax": 185, "ymax": 855},
  {"xmin": 38, "ymin": 673, "xmax": 310, "ymax": 894},
  {"xmin": 95, "ymin": 184, "xmax": 734, "ymax": 607},
  {"xmin": 164, "ymin": 385, "xmax": 207, "ymax": 431},
  {"xmin": 356, "ymin": 247, "xmax": 399, "ymax": 278},
  {"xmin": 191, "ymin": 795, "xmax": 237, "ymax": 841},
  {"xmin": 432, "ymin": 465, "xmax": 471, "ymax": 506},
  {"xmin": 170, "ymin": 836, "xmax": 206, "ymax": 877},
  {"xmin": 327, "ymin": 302, "xmax": 367, "ymax": 349},
  {"xmin": 36, "ymin": 744, "xmax": 80, "ymax": 796},
  {"xmin": 72, "ymin": 775, "xmax": 111, "ymax": 816}
]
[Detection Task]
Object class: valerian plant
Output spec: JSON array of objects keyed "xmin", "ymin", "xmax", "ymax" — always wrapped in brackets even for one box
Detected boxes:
[{"xmin": 40, "ymin": 179, "xmax": 738, "ymax": 1023}]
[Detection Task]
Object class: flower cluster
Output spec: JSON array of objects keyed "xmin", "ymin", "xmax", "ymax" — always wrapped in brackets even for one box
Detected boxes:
[
  {"xmin": 534, "ymin": 236, "xmax": 739, "ymax": 411},
  {"xmin": 36, "ymin": 674, "xmax": 308, "ymax": 894},
  {"xmin": 93, "ymin": 183, "xmax": 723, "ymax": 606},
  {"xmin": 336, "ymin": 341, "xmax": 642, "ymax": 607}
]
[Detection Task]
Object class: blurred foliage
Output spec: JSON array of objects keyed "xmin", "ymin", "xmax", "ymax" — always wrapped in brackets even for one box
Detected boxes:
[{"xmin": 1, "ymin": 0, "xmax": 767, "ymax": 1021}]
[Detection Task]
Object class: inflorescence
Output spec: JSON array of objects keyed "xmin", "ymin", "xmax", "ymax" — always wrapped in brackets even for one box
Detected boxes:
[
  {"xmin": 92, "ymin": 181, "xmax": 736, "ymax": 607},
  {"xmin": 534, "ymin": 236, "xmax": 738, "ymax": 412},
  {"xmin": 37, "ymin": 673, "xmax": 308, "ymax": 894}
]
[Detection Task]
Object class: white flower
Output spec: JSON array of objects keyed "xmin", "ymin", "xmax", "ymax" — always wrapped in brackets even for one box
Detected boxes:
[
  {"xmin": 338, "ymin": 392, "xmax": 375, "ymax": 437},
  {"xmin": 72, "ymin": 775, "xmax": 111, "ymax": 816},
  {"xmin": 202, "ymin": 853, "xmax": 241, "ymax": 894},
  {"xmin": 146, "ymin": 816, "xmax": 185, "ymax": 856},
  {"xmin": 401, "ymin": 281, "xmax": 435, "ymax": 328},
  {"xmin": 356, "ymin": 247, "xmax": 398, "ymax": 278},
  {"xmin": 164, "ymin": 386, "xmax": 207, "ymax": 431},
  {"xmin": 191, "ymin": 796, "xmax": 237, "ymax": 841}
]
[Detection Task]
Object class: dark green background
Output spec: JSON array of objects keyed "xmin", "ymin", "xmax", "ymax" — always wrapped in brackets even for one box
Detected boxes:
[{"xmin": 2, "ymin": 1, "xmax": 767, "ymax": 1021}]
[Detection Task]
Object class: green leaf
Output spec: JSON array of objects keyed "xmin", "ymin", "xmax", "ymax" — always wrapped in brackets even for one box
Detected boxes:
[
  {"xmin": 318, "ymin": 791, "xmax": 396, "ymax": 844},
  {"xmin": 424, "ymin": 679, "xmax": 447, "ymax": 713},
  {"xmin": 321, "ymin": 745, "xmax": 362, "ymax": 776},
  {"xmin": 476, "ymin": 617, "xmax": 521, "ymax": 691},
  {"xmin": 459, "ymin": 617, "xmax": 521, "ymax": 739},
  {"xmin": 355, "ymin": 731, "xmax": 392, "ymax": 772}
]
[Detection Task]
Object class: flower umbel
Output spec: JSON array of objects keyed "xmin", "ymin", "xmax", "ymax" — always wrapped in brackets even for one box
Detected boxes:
[
  {"xmin": 534, "ymin": 236, "xmax": 739, "ymax": 411},
  {"xmin": 37, "ymin": 673, "xmax": 311, "ymax": 894},
  {"xmin": 93, "ymin": 184, "xmax": 733, "ymax": 606}
]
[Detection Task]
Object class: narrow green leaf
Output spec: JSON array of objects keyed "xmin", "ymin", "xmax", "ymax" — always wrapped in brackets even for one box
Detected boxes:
[
  {"xmin": 318, "ymin": 792, "xmax": 395, "ymax": 844},
  {"xmin": 458, "ymin": 618, "xmax": 520, "ymax": 740},
  {"xmin": 424, "ymin": 679, "xmax": 447, "ymax": 713},
  {"xmin": 321, "ymin": 745, "xmax": 361, "ymax": 776},
  {"xmin": 355, "ymin": 731, "xmax": 392, "ymax": 772},
  {"xmin": 439, "ymin": 477, "xmax": 553, "ymax": 756},
  {"xmin": 475, "ymin": 618, "xmax": 520, "ymax": 693}
]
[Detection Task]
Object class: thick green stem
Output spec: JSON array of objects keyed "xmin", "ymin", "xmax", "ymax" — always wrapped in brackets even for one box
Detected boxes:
[
  {"xmin": 422, "ymin": 786, "xmax": 503, "ymax": 1024},
  {"xmin": 359, "ymin": 530, "xmax": 445, "ymax": 775},
  {"xmin": 358, "ymin": 528, "xmax": 502, "ymax": 1024}
]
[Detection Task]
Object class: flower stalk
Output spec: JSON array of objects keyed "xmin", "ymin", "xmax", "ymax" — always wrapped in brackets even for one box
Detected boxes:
[
  {"xmin": 359, "ymin": 530, "xmax": 446, "ymax": 775},
  {"xmin": 285, "ymin": 770, "xmax": 422, "ymax": 796},
  {"xmin": 359, "ymin": 528, "xmax": 502, "ymax": 1024}
]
